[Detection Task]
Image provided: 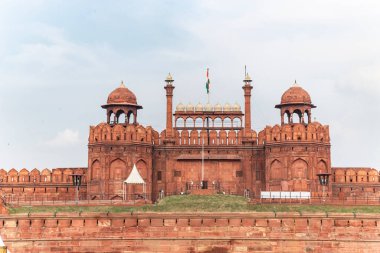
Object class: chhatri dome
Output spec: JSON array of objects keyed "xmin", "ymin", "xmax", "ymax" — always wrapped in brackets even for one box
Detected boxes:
[
  {"xmin": 233, "ymin": 102, "xmax": 241, "ymax": 111},
  {"xmin": 214, "ymin": 103, "xmax": 222, "ymax": 112},
  {"xmin": 223, "ymin": 103, "xmax": 231, "ymax": 112},
  {"xmin": 204, "ymin": 103, "xmax": 213, "ymax": 112},
  {"xmin": 280, "ymin": 81, "xmax": 312, "ymax": 105},
  {"xmin": 195, "ymin": 102, "xmax": 203, "ymax": 112},
  {"xmin": 107, "ymin": 81, "xmax": 138, "ymax": 105},
  {"xmin": 186, "ymin": 102, "xmax": 195, "ymax": 112},
  {"xmin": 102, "ymin": 81, "xmax": 142, "ymax": 125},
  {"xmin": 275, "ymin": 81, "xmax": 316, "ymax": 125},
  {"xmin": 176, "ymin": 103, "xmax": 185, "ymax": 112}
]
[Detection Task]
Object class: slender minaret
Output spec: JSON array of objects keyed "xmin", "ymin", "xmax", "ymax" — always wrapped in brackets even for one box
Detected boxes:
[
  {"xmin": 164, "ymin": 73, "xmax": 175, "ymax": 137},
  {"xmin": 243, "ymin": 73, "xmax": 253, "ymax": 130}
]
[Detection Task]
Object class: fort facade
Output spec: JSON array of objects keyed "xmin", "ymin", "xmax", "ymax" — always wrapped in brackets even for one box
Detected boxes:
[{"xmin": 0, "ymin": 74, "xmax": 378, "ymax": 201}]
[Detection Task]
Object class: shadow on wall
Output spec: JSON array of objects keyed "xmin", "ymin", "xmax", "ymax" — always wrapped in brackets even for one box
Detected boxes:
[{"xmin": 189, "ymin": 246, "xmax": 229, "ymax": 253}]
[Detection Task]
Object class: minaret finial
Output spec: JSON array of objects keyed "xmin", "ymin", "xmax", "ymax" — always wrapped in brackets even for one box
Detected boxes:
[
  {"xmin": 244, "ymin": 72, "xmax": 252, "ymax": 82},
  {"xmin": 165, "ymin": 72, "xmax": 174, "ymax": 83}
]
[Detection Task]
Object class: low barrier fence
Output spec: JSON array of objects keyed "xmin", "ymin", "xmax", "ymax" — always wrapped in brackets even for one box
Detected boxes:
[
  {"xmin": 3, "ymin": 193, "xmax": 154, "ymax": 206},
  {"xmin": 3, "ymin": 191, "xmax": 380, "ymax": 206},
  {"xmin": 256, "ymin": 195, "xmax": 380, "ymax": 205}
]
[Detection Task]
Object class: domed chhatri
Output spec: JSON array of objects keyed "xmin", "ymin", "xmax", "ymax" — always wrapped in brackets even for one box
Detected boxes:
[
  {"xmin": 176, "ymin": 103, "xmax": 185, "ymax": 112},
  {"xmin": 204, "ymin": 103, "xmax": 213, "ymax": 112},
  {"xmin": 186, "ymin": 102, "xmax": 195, "ymax": 112},
  {"xmin": 233, "ymin": 102, "xmax": 241, "ymax": 112},
  {"xmin": 195, "ymin": 102, "xmax": 203, "ymax": 112},
  {"xmin": 223, "ymin": 103, "xmax": 231, "ymax": 112},
  {"xmin": 102, "ymin": 81, "xmax": 142, "ymax": 125},
  {"xmin": 107, "ymin": 81, "xmax": 138, "ymax": 105},
  {"xmin": 214, "ymin": 103, "xmax": 222, "ymax": 112},
  {"xmin": 276, "ymin": 82, "xmax": 316, "ymax": 125},
  {"xmin": 280, "ymin": 83, "xmax": 312, "ymax": 105}
]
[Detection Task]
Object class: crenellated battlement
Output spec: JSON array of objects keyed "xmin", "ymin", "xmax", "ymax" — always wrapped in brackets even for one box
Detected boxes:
[
  {"xmin": 258, "ymin": 122, "xmax": 330, "ymax": 145},
  {"xmin": 89, "ymin": 123, "xmax": 159, "ymax": 145},
  {"xmin": 332, "ymin": 167, "xmax": 379, "ymax": 183},
  {"xmin": 0, "ymin": 167, "xmax": 86, "ymax": 184}
]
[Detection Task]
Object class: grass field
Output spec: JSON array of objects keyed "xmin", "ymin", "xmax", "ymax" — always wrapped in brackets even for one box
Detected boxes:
[{"xmin": 7, "ymin": 195, "xmax": 380, "ymax": 214}]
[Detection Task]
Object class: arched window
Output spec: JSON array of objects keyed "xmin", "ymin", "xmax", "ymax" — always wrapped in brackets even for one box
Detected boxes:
[
  {"xmin": 109, "ymin": 111, "xmax": 115, "ymax": 124},
  {"xmin": 185, "ymin": 117, "xmax": 194, "ymax": 128},
  {"xmin": 291, "ymin": 159, "xmax": 308, "ymax": 179},
  {"xmin": 176, "ymin": 118, "xmax": 185, "ymax": 128},
  {"xmin": 91, "ymin": 161, "xmax": 101, "ymax": 180},
  {"xmin": 118, "ymin": 112, "xmax": 126, "ymax": 124},
  {"xmin": 195, "ymin": 118, "xmax": 203, "ymax": 127},
  {"xmin": 224, "ymin": 118, "xmax": 232, "ymax": 128},
  {"xmin": 110, "ymin": 159, "xmax": 127, "ymax": 180},
  {"xmin": 213, "ymin": 118, "xmax": 222, "ymax": 128},
  {"xmin": 270, "ymin": 160, "xmax": 283, "ymax": 180},
  {"xmin": 232, "ymin": 118, "xmax": 242, "ymax": 128},
  {"xmin": 304, "ymin": 110, "xmax": 310, "ymax": 124},
  {"xmin": 293, "ymin": 109, "xmax": 302, "ymax": 124},
  {"xmin": 284, "ymin": 111, "xmax": 291, "ymax": 124},
  {"xmin": 128, "ymin": 111, "xmax": 135, "ymax": 124}
]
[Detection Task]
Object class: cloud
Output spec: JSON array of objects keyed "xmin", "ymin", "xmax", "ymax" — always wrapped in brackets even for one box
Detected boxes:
[
  {"xmin": 45, "ymin": 129, "xmax": 82, "ymax": 147},
  {"xmin": 0, "ymin": 1, "xmax": 379, "ymax": 170}
]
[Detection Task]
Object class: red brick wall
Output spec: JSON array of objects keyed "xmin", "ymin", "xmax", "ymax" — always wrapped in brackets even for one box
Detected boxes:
[{"xmin": 1, "ymin": 212, "xmax": 380, "ymax": 252}]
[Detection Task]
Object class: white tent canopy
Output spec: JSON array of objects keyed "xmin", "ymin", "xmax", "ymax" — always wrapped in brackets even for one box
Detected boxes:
[
  {"xmin": 124, "ymin": 164, "xmax": 145, "ymax": 184},
  {"xmin": 123, "ymin": 164, "xmax": 146, "ymax": 200}
]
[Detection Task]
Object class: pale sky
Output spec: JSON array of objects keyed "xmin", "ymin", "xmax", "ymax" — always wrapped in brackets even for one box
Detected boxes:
[{"xmin": 0, "ymin": 0, "xmax": 379, "ymax": 170}]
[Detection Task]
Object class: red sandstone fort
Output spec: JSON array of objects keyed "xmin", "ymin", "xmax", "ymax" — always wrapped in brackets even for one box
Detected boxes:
[
  {"xmin": 1, "ymin": 74, "xmax": 380, "ymax": 253},
  {"xmin": 0, "ymin": 73, "xmax": 378, "ymax": 202}
]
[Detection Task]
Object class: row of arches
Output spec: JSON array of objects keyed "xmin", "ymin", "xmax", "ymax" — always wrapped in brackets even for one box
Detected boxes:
[
  {"xmin": 0, "ymin": 168, "xmax": 86, "ymax": 184},
  {"xmin": 107, "ymin": 109, "xmax": 137, "ymax": 125},
  {"xmin": 91, "ymin": 159, "xmax": 148, "ymax": 181},
  {"xmin": 259, "ymin": 122, "xmax": 329, "ymax": 144},
  {"xmin": 159, "ymin": 129, "xmax": 257, "ymax": 146},
  {"xmin": 269, "ymin": 159, "xmax": 328, "ymax": 180},
  {"xmin": 333, "ymin": 168, "xmax": 379, "ymax": 183},
  {"xmin": 175, "ymin": 117, "xmax": 243, "ymax": 129},
  {"xmin": 90, "ymin": 123, "xmax": 159, "ymax": 144},
  {"xmin": 282, "ymin": 109, "xmax": 312, "ymax": 125}
]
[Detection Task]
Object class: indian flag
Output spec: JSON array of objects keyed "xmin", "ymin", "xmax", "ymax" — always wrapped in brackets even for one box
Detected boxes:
[{"xmin": 205, "ymin": 68, "xmax": 210, "ymax": 94}]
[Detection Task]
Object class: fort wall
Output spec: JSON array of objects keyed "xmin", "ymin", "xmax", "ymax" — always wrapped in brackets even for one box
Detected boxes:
[
  {"xmin": 0, "ymin": 168, "xmax": 87, "ymax": 201},
  {"xmin": 1, "ymin": 212, "xmax": 380, "ymax": 253},
  {"xmin": 2, "ymin": 166, "xmax": 380, "ymax": 202}
]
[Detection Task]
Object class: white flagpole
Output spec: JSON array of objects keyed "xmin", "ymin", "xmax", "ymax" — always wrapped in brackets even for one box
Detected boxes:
[{"xmin": 201, "ymin": 137, "xmax": 204, "ymax": 182}]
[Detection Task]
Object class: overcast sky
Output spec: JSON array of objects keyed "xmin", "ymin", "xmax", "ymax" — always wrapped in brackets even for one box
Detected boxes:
[{"xmin": 0, "ymin": 0, "xmax": 379, "ymax": 170}]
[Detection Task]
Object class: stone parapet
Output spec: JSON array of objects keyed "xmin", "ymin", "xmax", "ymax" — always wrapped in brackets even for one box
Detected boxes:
[{"xmin": 1, "ymin": 211, "xmax": 380, "ymax": 252}]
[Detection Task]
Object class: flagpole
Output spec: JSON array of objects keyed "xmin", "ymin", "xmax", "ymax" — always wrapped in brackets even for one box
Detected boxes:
[{"xmin": 201, "ymin": 138, "xmax": 204, "ymax": 182}]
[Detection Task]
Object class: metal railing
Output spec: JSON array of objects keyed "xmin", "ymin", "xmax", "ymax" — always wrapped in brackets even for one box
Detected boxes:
[
  {"xmin": 256, "ymin": 195, "xmax": 380, "ymax": 205},
  {"xmin": 4, "ymin": 191, "xmax": 380, "ymax": 207},
  {"xmin": 3, "ymin": 193, "xmax": 153, "ymax": 207}
]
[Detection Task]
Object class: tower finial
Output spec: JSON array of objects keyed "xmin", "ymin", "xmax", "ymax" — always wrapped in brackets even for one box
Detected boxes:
[
  {"xmin": 120, "ymin": 80, "xmax": 125, "ymax": 88},
  {"xmin": 293, "ymin": 79, "xmax": 298, "ymax": 87},
  {"xmin": 167, "ymin": 73, "xmax": 172, "ymax": 80},
  {"xmin": 165, "ymin": 72, "xmax": 174, "ymax": 83},
  {"xmin": 244, "ymin": 72, "xmax": 252, "ymax": 82}
]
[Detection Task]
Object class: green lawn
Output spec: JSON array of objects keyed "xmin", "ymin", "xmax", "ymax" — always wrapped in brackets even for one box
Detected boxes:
[{"xmin": 7, "ymin": 195, "xmax": 380, "ymax": 214}]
